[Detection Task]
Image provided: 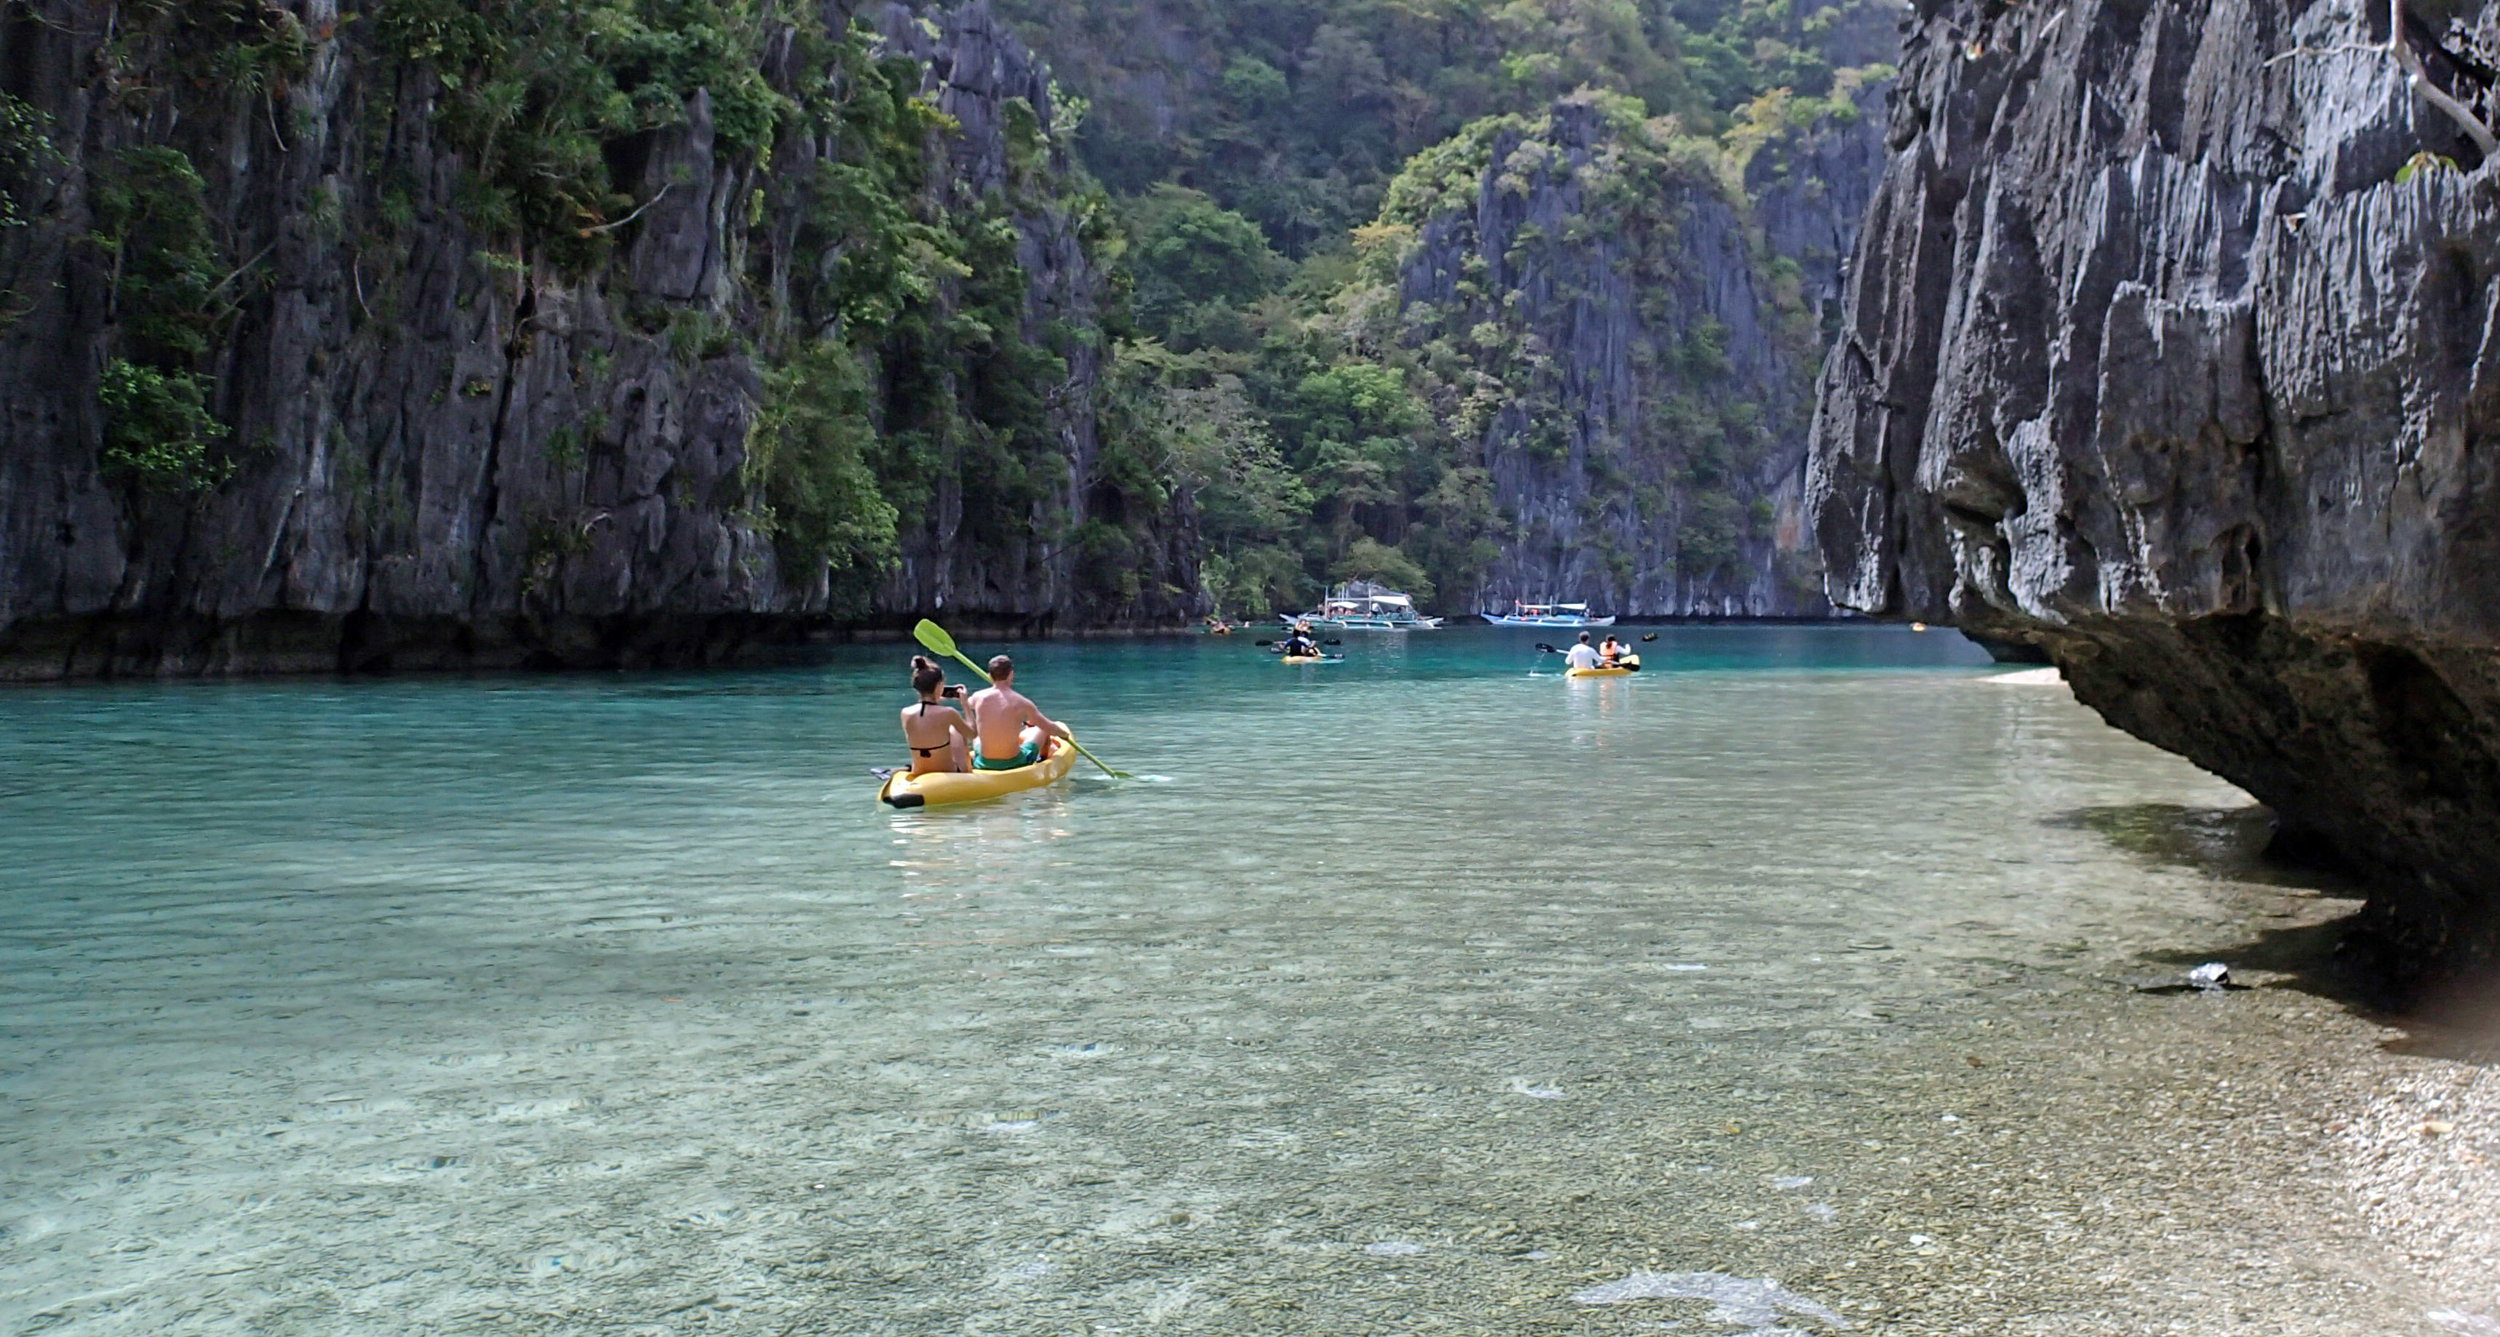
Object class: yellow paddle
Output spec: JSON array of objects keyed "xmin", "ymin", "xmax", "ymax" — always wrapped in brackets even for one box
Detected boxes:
[{"xmin": 911, "ymin": 619, "xmax": 1128, "ymax": 778}]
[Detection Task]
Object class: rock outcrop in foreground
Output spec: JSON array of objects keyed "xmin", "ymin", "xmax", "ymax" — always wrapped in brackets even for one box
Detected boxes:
[{"xmin": 1809, "ymin": 0, "xmax": 2500, "ymax": 981}]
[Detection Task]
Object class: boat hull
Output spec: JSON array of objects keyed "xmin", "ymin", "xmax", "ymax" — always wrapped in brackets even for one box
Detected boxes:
[
  {"xmin": 1482, "ymin": 613, "xmax": 1617, "ymax": 627},
  {"xmin": 1284, "ymin": 616, "xmax": 1442, "ymax": 631},
  {"xmin": 1564, "ymin": 654, "xmax": 1642, "ymax": 678},
  {"xmin": 1279, "ymin": 654, "xmax": 1344, "ymax": 664},
  {"xmin": 879, "ymin": 734, "xmax": 1078, "ymax": 808}
]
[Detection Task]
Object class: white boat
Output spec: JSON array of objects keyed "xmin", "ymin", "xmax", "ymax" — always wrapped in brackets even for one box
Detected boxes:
[
  {"xmin": 1480, "ymin": 600, "xmax": 1616, "ymax": 628},
  {"xmin": 1284, "ymin": 581, "xmax": 1444, "ymax": 630}
]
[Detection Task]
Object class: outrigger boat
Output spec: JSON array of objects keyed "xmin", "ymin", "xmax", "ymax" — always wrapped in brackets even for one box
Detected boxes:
[
  {"xmin": 1481, "ymin": 600, "xmax": 1615, "ymax": 628},
  {"xmin": 1283, "ymin": 581, "xmax": 1444, "ymax": 631}
]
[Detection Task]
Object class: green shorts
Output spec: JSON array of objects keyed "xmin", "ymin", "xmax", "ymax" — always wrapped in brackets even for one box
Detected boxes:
[{"xmin": 973, "ymin": 740, "xmax": 1043, "ymax": 771}]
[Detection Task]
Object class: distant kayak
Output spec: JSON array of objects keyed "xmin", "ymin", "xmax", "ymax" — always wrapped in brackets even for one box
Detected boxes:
[
  {"xmin": 1279, "ymin": 653, "xmax": 1344, "ymax": 664},
  {"xmin": 878, "ymin": 734, "xmax": 1078, "ymax": 808},
  {"xmin": 1564, "ymin": 653, "xmax": 1641, "ymax": 678}
]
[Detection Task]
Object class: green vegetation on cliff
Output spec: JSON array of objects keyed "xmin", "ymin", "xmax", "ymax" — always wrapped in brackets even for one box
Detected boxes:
[
  {"xmin": 38, "ymin": 0, "xmax": 1893, "ymax": 629},
  {"xmin": 1018, "ymin": 0, "xmax": 1895, "ymax": 614},
  {"xmin": 995, "ymin": 0, "xmax": 1897, "ymax": 253}
]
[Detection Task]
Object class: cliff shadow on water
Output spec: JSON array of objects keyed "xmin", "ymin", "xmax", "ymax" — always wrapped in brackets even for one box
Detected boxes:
[
  {"xmin": 1807, "ymin": 0, "xmax": 2500, "ymax": 987},
  {"xmin": 0, "ymin": 0, "xmax": 1202, "ymax": 682}
]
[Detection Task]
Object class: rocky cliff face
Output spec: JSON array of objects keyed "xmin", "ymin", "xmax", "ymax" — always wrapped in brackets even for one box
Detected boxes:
[
  {"xmin": 1808, "ymin": 0, "xmax": 2500, "ymax": 980},
  {"xmin": 0, "ymin": 0, "xmax": 1195, "ymax": 680},
  {"xmin": 1386, "ymin": 86, "xmax": 1887, "ymax": 615}
]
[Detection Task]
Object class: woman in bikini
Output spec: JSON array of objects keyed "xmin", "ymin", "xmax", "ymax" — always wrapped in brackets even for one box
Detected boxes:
[{"xmin": 899, "ymin": 655, "xmax": 976, "ymax": 776}]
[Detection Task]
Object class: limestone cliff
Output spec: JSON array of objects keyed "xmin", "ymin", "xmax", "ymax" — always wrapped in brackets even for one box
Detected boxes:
[
  {"xmin": 1808, "ymin": 0, "xmax": 2500, "ymax": 979},
  {"xmin": 0, "ymin": 0, "xmax": 1197, "ymax": 679},
  {"xmin": 1381, "ymin": 85, "xmax": 1888, "ymax": 616}
]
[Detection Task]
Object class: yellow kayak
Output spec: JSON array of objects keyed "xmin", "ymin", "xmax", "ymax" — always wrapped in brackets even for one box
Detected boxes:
[
  {"xmin": 1279, "ymin": 653, "xmax": 1343, "ymax": 664},
  {"xmin": 1565, "ymin": 653, "xmax": 1641, "ymax": 678},
  {"xmin": 878, "ymin": 733, "xmax": 1078, "ymax": 808}
]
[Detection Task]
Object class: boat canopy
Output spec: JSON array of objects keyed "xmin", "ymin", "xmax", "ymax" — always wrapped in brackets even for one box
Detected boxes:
[{"xmin": 1330, "ymin": 582, "xmax": 1414, "ymax": 607}]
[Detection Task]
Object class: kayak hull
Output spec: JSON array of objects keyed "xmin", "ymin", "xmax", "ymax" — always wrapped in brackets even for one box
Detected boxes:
[
  {"xmin": 1564, "ymin": 653, "xmax": 1642, "ymax": 678},
  {"xmin": 1279, "ymin": 654, "xmax": 1344, "ymax": 664},
  {"xmin": 879, "ymin": 734, "xmax": 1077, "ymax": 808}
]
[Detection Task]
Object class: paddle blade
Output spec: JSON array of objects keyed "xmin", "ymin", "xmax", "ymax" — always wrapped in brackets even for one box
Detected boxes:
[
  {"xmin": 911, "ymin": 619, "xmax": 958, "ymax": 658},
  {"xmin": 1255, "ymin": 640, "xmax": 1275, "ymax": 646}
]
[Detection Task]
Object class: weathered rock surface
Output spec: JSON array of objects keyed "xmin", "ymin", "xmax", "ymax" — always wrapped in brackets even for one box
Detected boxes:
[
  {"xmin": 1388, "ymin": 86, "xmax": 1888, "ymax": 616},
  {"xmin": 0, "ymin": 0, "xmax": 1195, "ymax": 680},
  {"xmin": 1808, "ymin": 0, "xmax": 2500, "ymax": 979}
]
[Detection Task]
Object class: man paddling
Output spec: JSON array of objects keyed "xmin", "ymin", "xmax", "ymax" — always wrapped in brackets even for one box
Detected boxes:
[
  {"xmin": 1564, "ymin": 631, "xmax": 1602, "ymax": 671},
  {"xmin": 967, "ymin": 654, "xmax": 1072, "ymax": 770}
]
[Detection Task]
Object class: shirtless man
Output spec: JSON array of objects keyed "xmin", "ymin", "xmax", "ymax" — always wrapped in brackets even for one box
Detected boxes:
[
  {"xmin": 967, "ymin": 654, "xmax": 1072, "ymax": 770},
  {"xmin": 899, "ymin": 655, "xmax": 976, "ymax": 775}
]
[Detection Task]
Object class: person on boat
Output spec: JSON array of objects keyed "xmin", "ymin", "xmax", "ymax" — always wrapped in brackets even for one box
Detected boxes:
[
  {"xmin": 968, "ymin": 654, "xmax": 1071, "ymax": 770},
  {"xmin": 1598, "ymin": 633, "xmax": 1627, "ymax": 665},
  {"xmin": 1565, "ymin": 631, "xmax": 1603, "ymax": 671},
  {"xmin": 900, "ymin": 655, "xmax": 976, "ymax": 776},
  {"xmin": 1279, "ymin": 623, "xmax": 1319, "ymax": 657}
]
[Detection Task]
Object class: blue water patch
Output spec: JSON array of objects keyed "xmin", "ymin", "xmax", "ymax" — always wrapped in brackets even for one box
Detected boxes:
[{"xmin": 0, "ymin": 624, "xmax": 2383, "ymax": 1334}]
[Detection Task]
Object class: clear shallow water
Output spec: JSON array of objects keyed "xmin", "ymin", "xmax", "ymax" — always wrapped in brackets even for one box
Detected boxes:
[{"xmin": 0, "ymin": 627, "xmax": 2470, "ymax": 1333}]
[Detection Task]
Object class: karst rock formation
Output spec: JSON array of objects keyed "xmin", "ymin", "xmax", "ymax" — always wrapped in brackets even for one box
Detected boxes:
[{"xmin": 1809, "ymin": 0, "xmax": 2500, "ymax": 982}]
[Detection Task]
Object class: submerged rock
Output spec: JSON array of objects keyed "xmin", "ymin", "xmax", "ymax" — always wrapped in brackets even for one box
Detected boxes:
[{"xmin": 1808, "ymin": 0, "xmax": 2500, "ymax": 986}]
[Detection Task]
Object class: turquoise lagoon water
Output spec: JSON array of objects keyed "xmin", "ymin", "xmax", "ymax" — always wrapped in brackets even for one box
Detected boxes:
[{"xmin": 0, "ymin": 627, "xmax": 2463, "ymax": 1333}]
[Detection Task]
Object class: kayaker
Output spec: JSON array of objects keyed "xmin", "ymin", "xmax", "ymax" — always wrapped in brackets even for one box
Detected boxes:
[
  {"xmin": 968, "ymin": 654, "xmax": 1071, "ymax": 770},
  {"xmin": 1598, "ymin": 633, "xmax": 1627, "ymax": 665},
  {"xmin": 1564, "ymin": 631, "xmax": 1602, "ymax": 671},
  {"xmin": 1280, "ymin": 622, "xmax": 1319, "ymax": 657},
  {"xmin": 900, "ymin": 655, "xmax": 976, "ymax": 776}
]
